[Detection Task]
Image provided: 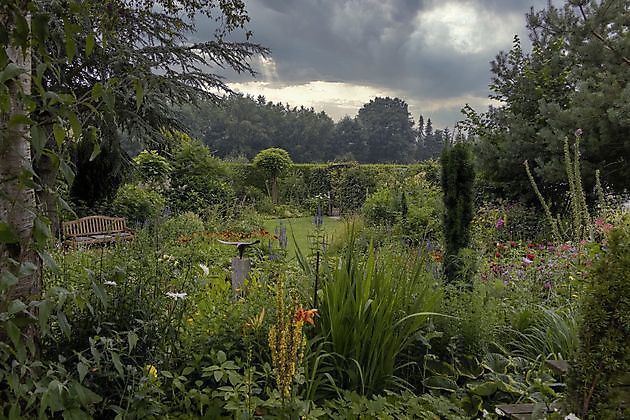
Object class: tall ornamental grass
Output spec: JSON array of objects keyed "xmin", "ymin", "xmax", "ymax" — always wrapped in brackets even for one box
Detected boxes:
[{"xmin": 316, "ymin": 240, "xmax": 443, "ymax": 396}]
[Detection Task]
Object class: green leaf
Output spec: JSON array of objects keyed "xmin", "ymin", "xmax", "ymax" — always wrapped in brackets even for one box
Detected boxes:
[
  {"xmin": 63, "ymin": 408, "xmax": 90, "ymax": 420},
  {"xmin": 57, "ymin": 311, "xmax": 71, "ymax": 338},
  {"xmin": 33, "ymin": 217, "xmax": 51, "ymax": 245},
  {"xmin": 71, "ymin": 382, "xmax": 102, "ymax": 407},
  {"xmin": 53, "ymin": 124, "xmax": 65, "ymax": 148},
  {"xmin": 468, "ymin": 381, "xmax": 498, "ymax": 396},
  {"xmin": 91, "ymin": 281, "xmax": 108, "ymax": 309},
  {"xmin": 7, "ymin": 300, "xmax": 26, "ymax": 314},
  {"xmin": 217, "ymin": 350, "xmax": 227, "ymax": 364},
  {"xmin": 0, "ymin": 271, "xmax": 18, "ymax": 290},
  {"xmin": 91, "ymin": 82, "xmax": 103, "ymax": 101},
  {"xmin": 85, "ymin": 32, "xmax": 96, "ymax": 56},
  {"xmin": 133, "ymin": 79, "xmax": 144, "ymax": 111},
  {"xmin": 77, "ymin": 362, "xmax": 88, "ymax": 383},
  {"xmin": 60, "ymin": 159, "xmax": 75, "ymax": 185},
  {"xmin": 6, "ymin": 320, "xmax": 22, "ymax": 348},
  {"xmin": 422, "ymin": 376, "xmax": 458, "ymax": 392},
  {"xmin": 57, "ymin": 196, "xmax": 76, "ymax": 218},
  {"xmin": 31, "ymin": 125, "xmax": 47, "ymax": 160},
  {"xmin": 18, "ymin": 262, "xmax": 37, "ymax": 278},
  {"xmin": 39, "ymin": 251, "xmax": 60, "ymax": 273},
  {"xmin": 111, "ymin": 352, "xmax": 124, "ymax": 376},
  {"xmin": 0, "ymin": 63, "xmax": 25, "ymax": 84},
  {"xmin": 484, "ymin": 353, "xmax": 509, "ymax": 374},
  {"xmin": 0, "ymin": 222, "xmax": 19, "ymax": 244},
  {"xmin": 64, "ymin": 21, "xmax": 77, "ymax": 61},
  {"xmin": 68, "ymin": 112, "xmax": 81, "ymax": 139},
  {"xmin": 8, "ymin": 113, "xmax": 31, "ymax": 127},
  {"xmin": 37, "ymin": 299, "xmax": 53, "ymax": 334},
  {"xmin": 89, "ymin": 140, "xmax": 100, "ymax": 162},
  {"xmin": 182, "ymin": 366, "xmax": 194, "ymax": 376},
  {"xmin": 127, "ymin": 332, "xmax": 138, "ymax": 352},
  {"xmin": 31, "ymin": 13, "xmax": 50, "ymax": 43}
]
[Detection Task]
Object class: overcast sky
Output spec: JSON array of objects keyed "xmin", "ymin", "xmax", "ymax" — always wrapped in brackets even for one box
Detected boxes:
[{"xmin": 196, "ymin": 0, "xmax": 550, "ymax": 129}]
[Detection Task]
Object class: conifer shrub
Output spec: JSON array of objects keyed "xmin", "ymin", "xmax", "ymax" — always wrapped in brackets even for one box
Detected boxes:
[
  {"xmin": 441, "ymin": 143, "xmax": 475, "ymax": 284},
  {"xmin": 568, "ymin": 214, "xmax": 630, "ymax": 418}
]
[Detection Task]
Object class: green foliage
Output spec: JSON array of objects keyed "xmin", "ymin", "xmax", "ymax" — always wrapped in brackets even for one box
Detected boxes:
[
  {"xmin": 509, "ymin": 307, "xmax": 578, "ymax": 362},
  {"xmin": 356, "ymin": 97, "xmax": 416, "ymax": 163},
  {"xmin": 161, "ymin": 211, "xmax": 205, "ymax": 239},
  {"xmin": 465, "ymin": 2, "xmax": 630, "ymax": 200},
  {"xmin": 169, "ymin": 140, "xmax": 235, "ymax": 214},
  {"xmin": 315, "ymin": 239, "xmax": 442, "ymax": 396},
  {"xmin": 362, "ymin": 188, "xmax": 400, "ymax": 227},
  {"xmin": 362, "ymin": 178, "xmax": 442, "ymax": 244},
  {"xmin": 569, "ymin": 215, "xmax": 630, "ymax": 418},
  {"xmin": 253, "ymin": 147, "xmax": 293, "ymax": 204},
  {"xmin": 252, "ymin": 147, "xmax": 293, "ymax": 180},
  {"xmin": 441, "ymin": 142, "xmax": 475, "ymax": 284},
  {"xmin": 472, "ymin": 201, "xmax": 551, "ymax": 249},
  {"xmin": 329, "ymin": 164, "xmax": 377, "ymax": 214},
  {"xmin": 113, "ymin": 183, "xmax": 165, "ymax": 226},
  {"xmin": 133, "ymin": 150, "xmax": 171, "ymax": 186},
  {"xmin": 184, "ymin": 94, "xmax": 447, "ymax": 164}
]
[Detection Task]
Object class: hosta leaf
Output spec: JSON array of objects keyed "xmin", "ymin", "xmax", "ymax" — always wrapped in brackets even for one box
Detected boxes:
[{"xmin": 422, "ymin": 375, "xmax": 458, "ymax": 392}]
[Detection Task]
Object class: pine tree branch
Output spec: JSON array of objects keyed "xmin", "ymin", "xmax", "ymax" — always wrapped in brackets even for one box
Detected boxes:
[{"xmin": 578, "ymin": 3, "xmax": 630, "ymax": 67}]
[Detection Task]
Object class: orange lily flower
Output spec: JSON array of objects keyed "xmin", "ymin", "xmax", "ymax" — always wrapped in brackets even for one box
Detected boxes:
[{"xmin": 294, "ymin": 308, "xmax": 318, "ymax": 326}]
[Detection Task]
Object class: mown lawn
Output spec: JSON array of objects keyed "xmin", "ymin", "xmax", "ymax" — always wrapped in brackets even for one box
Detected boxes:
[{"xmin": 262, "ymin": 216, "xmax": 346, "ymax": 257}]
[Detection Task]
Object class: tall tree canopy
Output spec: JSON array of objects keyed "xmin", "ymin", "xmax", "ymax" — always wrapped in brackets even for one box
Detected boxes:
[
  {"xmin": 34, "ymin": 0, "xmax": 268, "ymax": 209},
  {"xmin": 183, "ymin": 94, "xmax": 443, "ymax": 163},
  {"xmin": 356, "ymin": 97, "xmax": 416, "ymax": 163},
  {"xmin": 1, "ymin": 0, "xmax": 267, "ymax": 302},
  {"xmin": 463, "ymin": 0, "xmax": 629, "ymax": 201}
]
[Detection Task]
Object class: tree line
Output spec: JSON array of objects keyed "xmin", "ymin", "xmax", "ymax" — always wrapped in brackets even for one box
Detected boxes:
[{"xmin": 178, "ymin": 95, "xmax": 448, "ymax": 163}]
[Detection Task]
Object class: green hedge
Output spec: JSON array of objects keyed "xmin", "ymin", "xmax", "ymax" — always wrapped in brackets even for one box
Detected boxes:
[{"xmin": 226, "ymin": 161, "xmax": 440, "ymax": 214}]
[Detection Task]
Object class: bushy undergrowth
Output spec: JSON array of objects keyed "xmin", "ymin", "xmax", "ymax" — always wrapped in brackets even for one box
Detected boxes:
[
  {"xmin": 569, "ymin": 214, "xmax": 630, "ymax": 419},
  {"xmin": 4, "ymin": 149, "xmax": 628, "ymax": 418}
]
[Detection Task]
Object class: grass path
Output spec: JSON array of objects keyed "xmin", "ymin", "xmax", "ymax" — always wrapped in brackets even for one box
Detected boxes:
[{"xmin": 262, "ymin": 216, "xmax": 345, "ymax": 257}]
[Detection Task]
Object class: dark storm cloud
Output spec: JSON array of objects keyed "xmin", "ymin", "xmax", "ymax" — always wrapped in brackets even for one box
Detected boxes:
[{"xmin": 192, "ymin": 0, "xmax": 550, "ymax": 126}]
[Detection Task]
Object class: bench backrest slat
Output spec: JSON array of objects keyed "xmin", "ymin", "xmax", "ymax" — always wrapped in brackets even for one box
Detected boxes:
[{"xmin": 62, "ymin": 216, "xmax": 128, "ymax": 237}]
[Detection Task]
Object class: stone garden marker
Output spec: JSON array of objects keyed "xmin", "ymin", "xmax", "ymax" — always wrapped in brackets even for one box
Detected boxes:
[{"xmin": 217, "ymin": 239, "xmax": 260, "ymax": 290}]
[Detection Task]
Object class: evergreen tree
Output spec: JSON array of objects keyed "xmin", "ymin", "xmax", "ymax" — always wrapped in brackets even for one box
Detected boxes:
[
  {"xmin": 441, "ymin": 142, "xmax": 475, "ymax": 285},
  {"xmin": 464, "ymin": 1, "xmax": 629, "ymax": 201},
  {"xmin": 425, "ymin": 118, "xmax": 433, "ymax": 138}
]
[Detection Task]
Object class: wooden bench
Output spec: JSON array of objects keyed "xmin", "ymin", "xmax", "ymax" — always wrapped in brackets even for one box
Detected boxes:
[
  {"xmin": 494, "ymin": 403, "xmax": 561, "ymax": 419},
  {"xmin": 62, "ymin": 216, "xmax": 134, "ymax": 247}
]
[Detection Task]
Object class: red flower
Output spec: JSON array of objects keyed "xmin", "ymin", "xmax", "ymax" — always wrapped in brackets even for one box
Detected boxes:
[
  {"xmin": 526, "ymin": 253, "xmax": 535, "ymax": 261},
  {"xmin": 495, "ymin": 252, "xmax": 502, "ymax": 258}
]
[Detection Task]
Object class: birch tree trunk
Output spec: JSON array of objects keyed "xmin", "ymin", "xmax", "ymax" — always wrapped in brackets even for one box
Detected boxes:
[{"xmin": 0, "ymin": 13, "xmax": 41, "ymax": 302}]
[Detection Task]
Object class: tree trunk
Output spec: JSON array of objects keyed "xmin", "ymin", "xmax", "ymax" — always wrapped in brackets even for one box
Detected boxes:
[
  {"xmin": 271, "ymin": 176, "xmax": 278, "ymax": 204},
  {"xmin": 0, "ymin": 13, "xmax": 41, "ymax": 302},
  {"xmin": 34, "ymin": 145, "xmax": 60, "ymax": 236}
]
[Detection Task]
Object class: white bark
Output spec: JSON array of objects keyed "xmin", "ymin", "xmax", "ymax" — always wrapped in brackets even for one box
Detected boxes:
[{"xmin": 0, "ymin": 14, "xmax": 41, "ymax": 301}]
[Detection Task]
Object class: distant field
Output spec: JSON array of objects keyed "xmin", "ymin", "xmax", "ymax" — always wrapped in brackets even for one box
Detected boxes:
[{"xmin": 262, "ymin": 216, "xmax": 346, "ymax": 257}]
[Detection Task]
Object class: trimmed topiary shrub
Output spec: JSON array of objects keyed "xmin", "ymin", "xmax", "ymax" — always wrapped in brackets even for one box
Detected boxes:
[{"xmin": 252, "ymin": 147, "xmax": 293, "ymax": 204}]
